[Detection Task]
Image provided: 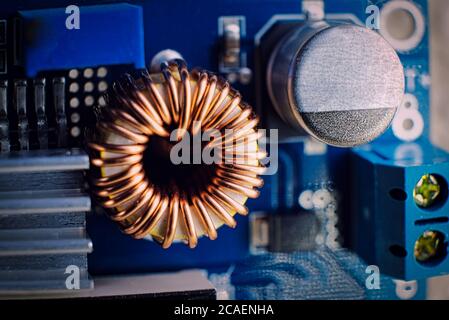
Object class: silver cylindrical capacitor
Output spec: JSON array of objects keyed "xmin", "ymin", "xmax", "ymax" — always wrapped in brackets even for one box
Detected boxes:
[{"xmin": 267, "ymin": 21, "xmax": 404, "ymax": 147}]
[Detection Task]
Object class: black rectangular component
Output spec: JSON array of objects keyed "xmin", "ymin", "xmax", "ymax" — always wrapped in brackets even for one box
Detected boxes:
[
  {"xmin": 268, "ymin": 213, "xmax": 321, "ymax": 253},
  {"xmin": 0, "ymin": 20, "xmax": 5, "ymax": 45}
]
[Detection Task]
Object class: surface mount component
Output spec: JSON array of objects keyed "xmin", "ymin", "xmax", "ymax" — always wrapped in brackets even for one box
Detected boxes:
[
  {"xmin": 88, "ymin": 61, "xmax": 265, "ymax": 248},
  {"xmin": 267, "ymin": 21, "xmax": 405, "ymax": 147}
]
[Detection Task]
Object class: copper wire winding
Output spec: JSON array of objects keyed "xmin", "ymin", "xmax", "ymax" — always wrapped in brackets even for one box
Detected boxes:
[{"xmin": 88, "ymin": 60, "xmax": 265, "ymax": 248}]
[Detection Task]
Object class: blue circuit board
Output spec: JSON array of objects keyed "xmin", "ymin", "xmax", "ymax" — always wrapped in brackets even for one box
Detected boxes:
[{"xmin": 0, "ymin": 0, "xmax": 445, "ymax": 300}]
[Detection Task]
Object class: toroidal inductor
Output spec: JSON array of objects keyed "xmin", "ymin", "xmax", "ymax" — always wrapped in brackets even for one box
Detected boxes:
[{"xmin": 88, "ymin": 60, "xmax": 266, "ymax": 248}]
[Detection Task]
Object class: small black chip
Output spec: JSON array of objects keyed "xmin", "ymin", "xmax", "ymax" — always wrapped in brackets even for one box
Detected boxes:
[{"xmin": 268, "ymin": 212, "xmax": 321, "ymax": 253}]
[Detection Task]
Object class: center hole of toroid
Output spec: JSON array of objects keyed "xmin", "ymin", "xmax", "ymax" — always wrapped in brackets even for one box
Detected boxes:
[{"xmin": 142, "ymin": 135, "xmax": 217, "ymax": 193}]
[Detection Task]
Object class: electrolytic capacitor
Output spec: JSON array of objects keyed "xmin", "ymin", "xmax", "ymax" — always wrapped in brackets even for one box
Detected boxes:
[{"xmin": 267, "ymin": 21, "xmax": 405, "ymax": 147}]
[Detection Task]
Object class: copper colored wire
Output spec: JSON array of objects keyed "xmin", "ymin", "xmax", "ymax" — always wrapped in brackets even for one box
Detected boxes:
[
  {"xmin": 88, "ymin": 61, "xmax": 265, "ymax": 248},
  {"xmin": 162, "ymin": 62, "xmax": 180, "ymax": 122},
  {"xmin": 141, "ymin": 70, "xmax": 172, "ymax": 125},
  {"xmin": 180, "ymin": 198, "xmax": 198, "ymax": 248},
  {"xmin": 206, "ymin": 92, "xmax": 241, "ymax": 129},
  {"xmin": 223, "ymin": 131, "xmax": 264, "ymax": 149},
  {"xmin": 93, "ymin": 172, "xmax": 146, "ymax": 198},
  {"xmin": 111, "ymin": 187, "xmax": 154, "ymax": 222},
  {"xmin": 98, "ymin": 121, "xmax": 149, "ymax": 144},
  {"xmin": 91, "ymin": 164, "xmax": 143, "ymax": 188},
  {"xmin": 90, "ymin": 154, "xmax": 143, "ymax": 167},
  {"xmin": 177, "ymin": 67, "xmax": 192, "ymax": 140},
  {"xmin": 212, "ymin": 178, "xmax": 260, "ymax": 199},
  {"xmin": 216, "ymin": 169, "xmax": 264, "ymax": 188},
  {"xmin": 88, "ymin": 142, "xmax": 146, "ymax": 154},
  {"xmin": 106, "ymin": 108, "xmax": 154, "ymax": 135},
  {"xmin": 202, "ymin": 193, "xmax": 237, "ymax": 228},
  {"xmin": 192, "ymin": 197, "xmax": 218, "ymax": 240},
  {"xmin": 191, "ymin": 72, "xmax": 209, "ymax": 113},
  {"xmin": 121, "ymin": 191, "xmax": 162, "ymax": 236},
  {"xmin": 204, "ymin": 81, "xmax": 230, "ymax": 124},
  {"xmin": 134, "ymin": 195, "xmax": 169, "ymax": 239},
  {"xmin": 221, "ymin": 163, "xmax": 267, "ymax": 175},
  {"xmin": 162, "ymin": 193, "xmax": 180, "ymax": 249},
  {"xmin": 208, "ymin": 185, "xmax": 248, "ymax": 215},
  {"xmin": 100, "ymin": 179, "xmax": 149, "ymax": 209}
]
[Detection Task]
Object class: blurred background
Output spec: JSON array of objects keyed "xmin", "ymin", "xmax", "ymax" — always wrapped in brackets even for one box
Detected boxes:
[
  {"xmin": 418, "ymin": 0, "xmax": 449, "ymax": 298},
  {"xmin": 430, "ymin": 0, "xmax": 449, "ymax": 152}
]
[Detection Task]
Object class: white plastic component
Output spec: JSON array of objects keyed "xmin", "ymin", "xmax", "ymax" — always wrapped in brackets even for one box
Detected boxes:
[
  {"xmin": 380, "ymin": 0, "xmax": 425, "ymax": 52},
  {"xmin": 150, "ymin": 49, "xmax": 184, "ymax": 73}
]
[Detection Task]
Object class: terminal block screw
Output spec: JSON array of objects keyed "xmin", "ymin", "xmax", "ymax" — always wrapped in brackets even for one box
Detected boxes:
[
  {"xmin": 414, "ymin": 230, "xmax": 445, "ymax": 263},
  {"xmin": 413, "ymin": 174, "xmax": 441, "ymax": 208}
]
